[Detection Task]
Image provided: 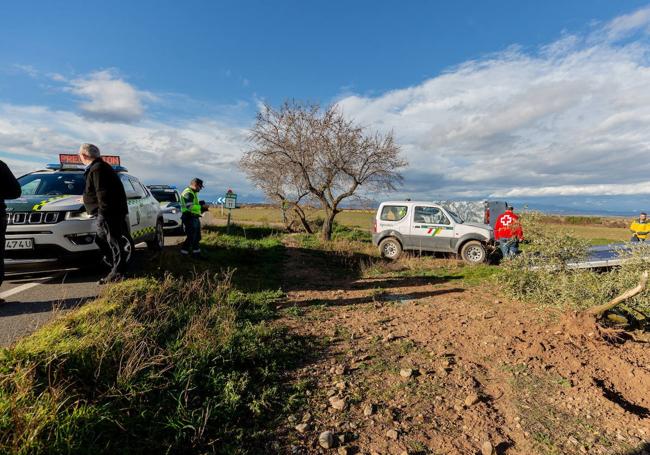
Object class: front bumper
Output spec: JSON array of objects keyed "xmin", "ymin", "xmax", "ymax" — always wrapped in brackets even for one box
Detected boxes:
[
  {"xmin": 162, "ymin": 212, "xmax": 182, "ymax": 230},
  {"xmin": 5, "ymin": 218, "xmax": 100, "ymax": 260}
]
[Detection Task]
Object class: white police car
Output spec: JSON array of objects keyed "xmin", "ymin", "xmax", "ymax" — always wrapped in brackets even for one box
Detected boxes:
[
  {"xmin": 147, "ymin": 185, "xmax": 184, "ymax": 235},
  {"xmin": 5, "ymin": 154, "xmax": 164, "ymax": 264}
]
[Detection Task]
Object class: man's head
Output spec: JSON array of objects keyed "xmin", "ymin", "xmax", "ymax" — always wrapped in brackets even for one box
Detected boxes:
[
  {"xmin": 506, "ymin": 204, "xmax": 514, "ymax": 212},
  {"xmin": 78, "ymin": 143, "xmax": 101, "ymax": 165},
  {"xmin": 640, "ymin": 212, "xmax": 647, "ymax": 222},
  {"xmin": 190, "ymin": 178, "xmax": 204, "ymax": 192}
]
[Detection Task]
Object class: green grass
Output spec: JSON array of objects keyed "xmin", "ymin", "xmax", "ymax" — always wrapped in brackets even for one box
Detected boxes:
[
  {"xmin": 210, "ymin": 206, "xmax": 374, "ymax": 230},
  {"xmin": 0, "ymin": 227, "xmax": 312, "ymax": 454}
]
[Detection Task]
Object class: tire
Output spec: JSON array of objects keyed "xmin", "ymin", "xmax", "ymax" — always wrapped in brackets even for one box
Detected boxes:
[
  {"xmin": 379, "ymin": 237, "xmax": 402, "ymax": 260},
  {"xmin": 147, "ymin": 220, "xmax": 165, "ymax": 251},
  {"xmin": 460, "ymin": 240, "xmax": 487, "ymax": 264}
]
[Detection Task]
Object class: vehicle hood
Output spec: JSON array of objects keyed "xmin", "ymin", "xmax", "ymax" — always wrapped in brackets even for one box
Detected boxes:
[
  {"xmin": 5, "ymin": 194, "xmax": 84, "ymax": 212},
  {"xmin": 456, "ymin": 221, "xmax": 493, "ymax": 239},
  {"xmin": 462, "ymin": 221, "xmax": 493, "ymax": 231}
]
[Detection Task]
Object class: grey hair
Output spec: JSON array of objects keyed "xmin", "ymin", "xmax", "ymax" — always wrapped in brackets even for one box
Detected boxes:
[{"xmin": 79, "ymin": 143, "xmax": 101, "ymax": 159}]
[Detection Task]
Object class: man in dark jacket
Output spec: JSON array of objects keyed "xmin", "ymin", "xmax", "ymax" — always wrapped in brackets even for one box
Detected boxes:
[
  {"xmin": 0, "ymin": 160, "xmax": 22, "ymax": 302},
  {"xmin": 78, "ymin": 144, "xmax": 131, "ymax": 284}
]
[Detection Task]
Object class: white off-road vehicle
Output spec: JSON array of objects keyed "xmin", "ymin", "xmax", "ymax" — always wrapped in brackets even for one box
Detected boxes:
[
  {"xmin": 372, "ymin": 201, "xmax": 494, "ymax": 264},
  {"xmin": 5, "ymin": 155, "xmax": 164, "ymax": 265}
]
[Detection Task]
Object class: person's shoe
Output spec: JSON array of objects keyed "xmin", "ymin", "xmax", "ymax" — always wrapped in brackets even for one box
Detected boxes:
[
  {"xmin": 193, "ymin": 249, "xmax": 201, "ymax": 254},
  {"xmin": 180, "ymin": 249, "xmax": 189, "ymax": 255}
]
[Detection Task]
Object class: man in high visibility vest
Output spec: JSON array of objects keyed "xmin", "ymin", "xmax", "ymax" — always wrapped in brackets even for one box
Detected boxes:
[
  {"xmin": 630, "ymin": 212, "xmax": 649, "ymax": 243},
  {"xmin": 180, "ymin": 178, "xmax": 204, "ymax": 257}
]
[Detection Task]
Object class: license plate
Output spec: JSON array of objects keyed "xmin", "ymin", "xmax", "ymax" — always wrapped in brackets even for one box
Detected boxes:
[{"xmin": 5, "ymin": 239, "xmax": 34, "ymax": 250}]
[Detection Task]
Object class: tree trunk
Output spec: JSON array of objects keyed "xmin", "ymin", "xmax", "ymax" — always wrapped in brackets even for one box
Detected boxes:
[
  {"xmin": 294, "ymin": 206, "xmax": 313, "ymax": 234},
  {"xmin": 321, "ymin": 208, "xmax": 338, "ymax": 241},
  {"xmin": 585, "ymin": 270, "xmax": 648, "ymax": 317}
]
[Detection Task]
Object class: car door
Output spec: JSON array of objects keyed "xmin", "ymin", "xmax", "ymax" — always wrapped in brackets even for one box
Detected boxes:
[
  {"xmin": 129, "ymin": 177, "xmax": 157, "ymax": 240},
  {"xmin": 408, "ymin": 205, "xmax": 455, "ymax": 252},
  {"xmin": 119, "ymin": 174, "xmax": 140, "ymax": 236}
]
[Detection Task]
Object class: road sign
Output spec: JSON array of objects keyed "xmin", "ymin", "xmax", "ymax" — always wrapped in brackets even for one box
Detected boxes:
[
  {"xmin": 216, "ymin": 197, "xmax": 225, "ymax": 204},
  {"xmin": 224, "ymin": 192, "xmax": 237, "ymax": 209}
]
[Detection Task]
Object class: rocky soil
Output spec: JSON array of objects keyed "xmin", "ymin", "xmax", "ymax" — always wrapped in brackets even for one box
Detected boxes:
[{"xmin": 277, "ymin": 237, "xmax": 650, "ymax": 455}]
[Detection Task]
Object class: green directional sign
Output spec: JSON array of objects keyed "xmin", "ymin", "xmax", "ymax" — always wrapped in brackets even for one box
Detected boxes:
[{"xmin": 225, "ymin": 191, "xmax": 237, "ymax": 209}]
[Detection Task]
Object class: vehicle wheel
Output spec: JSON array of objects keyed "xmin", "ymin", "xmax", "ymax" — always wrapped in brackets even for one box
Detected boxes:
[
  {"xmin": 147, "ymin": 220, "xmax": 165, "ymax": 251},
  {"xmin": 460, "ymin": 240, "xmax": 486, "ymax": 264},
  {"xmin": 379, "ymin": 237, "xmax": 402, "ymax": 260}
]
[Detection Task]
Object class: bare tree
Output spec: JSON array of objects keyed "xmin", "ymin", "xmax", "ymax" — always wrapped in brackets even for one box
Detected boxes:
[
  {"xmin": 241, "ymin": 101, "xmax": 407, "ymax": 240},
  {"xmin": 240, "ymin": 149, "xmax": 313, "ymax": 233}
]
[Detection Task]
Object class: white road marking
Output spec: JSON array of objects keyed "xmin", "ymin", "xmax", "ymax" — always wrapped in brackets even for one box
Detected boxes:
[{"xmin": 0, "ymin": 275, "xmax": 58, "ymax": 300}]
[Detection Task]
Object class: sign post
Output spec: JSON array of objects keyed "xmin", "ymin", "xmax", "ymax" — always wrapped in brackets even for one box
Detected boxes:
[{"xmin": 224, "ymin": 190, "xmax": 237, "ymax": 233}]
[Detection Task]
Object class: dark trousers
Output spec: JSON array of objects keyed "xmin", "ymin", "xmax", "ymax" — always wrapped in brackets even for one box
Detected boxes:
[
  {"xmin": 499, "ymin": 237, "xmax": 520, "ymax": 258},
  {"xmin": 182, "ymin": 215, "xmax": 201, "ymax": 252},
  {"xmin": 0, "ymin": 213, "xmax": 5, "ymax": 288},
  {"xmin": 95, "ymin": 215, "xmax": 130, "ymax": 278}
]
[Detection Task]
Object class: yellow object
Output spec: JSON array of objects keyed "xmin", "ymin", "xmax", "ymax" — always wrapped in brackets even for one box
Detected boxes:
[
  {"xmin": 181, "ymin": 187, "xmax": 201, "ymax": 217},
  {"xmin": 630, "ymin": 220, "xmax": 650, "ymax": 239}
]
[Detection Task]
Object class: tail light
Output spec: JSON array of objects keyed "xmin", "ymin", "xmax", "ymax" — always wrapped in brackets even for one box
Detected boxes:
[
  {"xmin": 484, "ymin": 207, "xmax": 490, "ymax": 225},
  {"xmin": 373, "ymin": 218, "xmax": 377, "ymax": 233}
]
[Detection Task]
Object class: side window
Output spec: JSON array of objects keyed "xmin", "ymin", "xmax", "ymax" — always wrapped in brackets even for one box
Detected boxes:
[
  {"xmin": 380, "ymin": 205, "xmax": 408, "ymax": 221},
  {"xmin": 130, "ymin": 178, "xmax": 147, "ymax": 199},
  {"xmin": 119, "ymin": 174, "xmax": 138, "ymax": 199},
  {"xmin": 413, "ymin": 206, "xmax": 450, "ymax": 225}
]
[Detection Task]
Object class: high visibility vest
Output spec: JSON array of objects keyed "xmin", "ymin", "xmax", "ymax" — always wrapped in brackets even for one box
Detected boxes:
[
  {"xmin": 181, "ymin": 187, "xmax": 201, "ymax": 216},
  {"xmin": 630, "ymin": 220, "xmax": 650, "ymax": 239}
]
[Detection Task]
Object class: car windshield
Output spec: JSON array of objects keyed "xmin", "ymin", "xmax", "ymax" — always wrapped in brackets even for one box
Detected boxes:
[
  {"xmin": 445, "ymin": 208, "xmax": 464, "ymax": 224},
  {"xmin": 18, "ymin": 172, "xmax": 85, "ymax": 196},
  {"xmin": 150, "ymin": 190, "xmax": 179, "ymax": 203}
]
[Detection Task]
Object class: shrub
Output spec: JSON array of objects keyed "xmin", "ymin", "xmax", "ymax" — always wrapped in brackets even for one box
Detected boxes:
[{"xmin": 499, "ymin": 212, "xmax": 650, "ymax": 325}]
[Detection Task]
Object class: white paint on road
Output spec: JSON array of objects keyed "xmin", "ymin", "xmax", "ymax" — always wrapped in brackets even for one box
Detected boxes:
[{"xmin": 0, "ymin": 275, "xmax": 58, "ymax": 300}]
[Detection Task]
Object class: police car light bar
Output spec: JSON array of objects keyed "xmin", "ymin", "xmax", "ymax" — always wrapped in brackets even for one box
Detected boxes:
[{"xmin": 59, "ymin": 154, "xmax": 121, "ymax": 166}]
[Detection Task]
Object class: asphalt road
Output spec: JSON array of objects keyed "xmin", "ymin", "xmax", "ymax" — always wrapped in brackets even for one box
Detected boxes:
[{"xmin": 0, "ymin": 236, "xmax": 183, "ymax": 347}]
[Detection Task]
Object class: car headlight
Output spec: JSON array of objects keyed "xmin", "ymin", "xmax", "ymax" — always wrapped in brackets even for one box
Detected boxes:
[
  {"xmin": 65, "ymin": 210, "xmax": 92, "ymax": 220},
  {"xmin": 163, "ymin": 208, "xmax": 179, "ymax": 214}
]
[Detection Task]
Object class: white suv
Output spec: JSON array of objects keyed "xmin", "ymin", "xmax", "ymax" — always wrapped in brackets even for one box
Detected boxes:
[
  {"xmin": 147, "ymin": 185, "xmax": 184, "ymax": 235},
  {"xmin": 372, "ymin": 201, "xmax": 494, "ymax": 264},
  {"xmin": 5, "ymin": 161, "xmax": 164, "ymax": 264}
]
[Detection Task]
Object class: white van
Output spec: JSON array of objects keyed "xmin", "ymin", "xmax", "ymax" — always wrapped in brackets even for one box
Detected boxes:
[{"xmin": 372, "ymin": 201, "xmax": 494, "ymax": 264}]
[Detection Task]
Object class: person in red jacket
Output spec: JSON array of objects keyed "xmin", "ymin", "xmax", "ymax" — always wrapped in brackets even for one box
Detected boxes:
[{"xmin": 495, "ymin": 205, "xmax": 524, "ymax": 259}]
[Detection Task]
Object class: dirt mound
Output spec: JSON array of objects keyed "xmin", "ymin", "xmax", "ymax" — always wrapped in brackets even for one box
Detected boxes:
[{"xmin": 279, "ymin": 241, "xmax": 650, "ymax": 454}]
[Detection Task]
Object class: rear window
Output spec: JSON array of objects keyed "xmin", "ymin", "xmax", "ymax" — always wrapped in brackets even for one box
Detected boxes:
[
  {"xmin": 151, "ymin": 189, "xmax": 180, "ymax": 203},
  {"xmin": 380, "ymin": 205, "xmax": 408, "ymax": 221}
]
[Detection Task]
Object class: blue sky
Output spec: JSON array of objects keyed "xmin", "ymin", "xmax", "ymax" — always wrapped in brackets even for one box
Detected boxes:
[{"xmin": 2, "ymin": 1, "xmax": 650, "ymax": 214}]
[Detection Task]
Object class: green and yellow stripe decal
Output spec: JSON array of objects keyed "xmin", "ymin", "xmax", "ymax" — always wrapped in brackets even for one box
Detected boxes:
[
  {"xmin": 32, "ymin": 195, "xmax": 71, "ymax": 211},
  {"xmin": 131, "ymin": 225, "xmax": 156, "ymax": 240}
]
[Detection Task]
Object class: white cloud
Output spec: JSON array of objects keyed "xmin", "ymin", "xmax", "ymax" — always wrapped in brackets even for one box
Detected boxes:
[
  {"xmin": 337, "ymin": 6, "xmax": 650, "ymax": 199},
  {"xmin": 5, "ymin": 6, "xmax": 650, "ymax": 203},
  {"xmin": 603, "ymin": 5, "xmax": 650, "ymax": 41},
  {"xmin": 0, "ymin": 103, "xmax": 249, "ymax": 196},
  {"xmin": 67, "ymin": 70, "xmax": 156, "ymax": 123}
]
